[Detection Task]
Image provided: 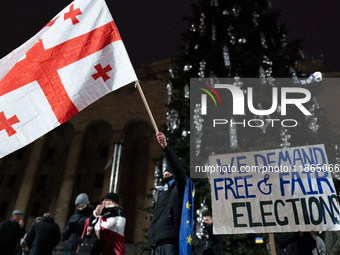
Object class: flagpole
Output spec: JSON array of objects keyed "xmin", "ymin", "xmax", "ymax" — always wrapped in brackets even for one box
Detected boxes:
[
  {"xmin": 135, "ymin": 80, "xmax": 159, "ymax": 134},
  {"xmin": 109, "ymin": 144, "xmax": 118, "ymax": 193}
]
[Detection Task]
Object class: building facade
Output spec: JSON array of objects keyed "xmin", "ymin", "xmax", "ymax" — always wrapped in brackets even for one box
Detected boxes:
[{"xmin": 0, "ymin": 58, "xmax": 172, "ymax": 249}]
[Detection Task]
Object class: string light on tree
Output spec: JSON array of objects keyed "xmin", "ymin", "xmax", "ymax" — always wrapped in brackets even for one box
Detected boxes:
[
  {"xmin": 223, "ymin": 44, "xmax": 231, "ymax": 68},
  {"xmin": 280, "ymin": 128, "xmax": 291, "ymax": 148},
  {"xmin": 199, "ymin": 13, "xmax": 206, "ymax": 36},
  {"xmin": 198, "ymin": 59, "xmax": 206, "ymax": 78},
  {"xmin": 259, "ymin": 66, "xmax": 266, "ymax": 84},
  {"xmin": 193, "ymin": 104, "xmax": 204, "ymax": 156},
  {"xmin": 289, "ymin": 66, "xmax": 298, "ymax": 84},
  {"xmin": 195, "ymin": 200, "xmax": 209, "ymax": 239},
  {"xmin": 230, "ymin": 118, "xmax": 238, "ymax": 149},
  {"xmin": 211, "ymin": 23, "xmax": 217, "ymax": 42},
  {"xmin": 166, "ymin": 81, "xmax": 173, "ymax": 105},
  {"xmin": 166, "ymin": 109, "xmax": 180, "ymax": 134},
  {"xmin": 253, "ymin": 104, "xmax": 272, "ymax": 133}
]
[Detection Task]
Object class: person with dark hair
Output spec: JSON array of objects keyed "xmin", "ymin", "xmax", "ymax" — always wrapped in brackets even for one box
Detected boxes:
[
  {"xmin": 274, "ymin": 232, "xmax": 316, "ymax": 255},
  {"xmin": 0, "ymin": 209, "xmax": 25, "ymax": 255},
  {"xmin": 83, "ymin": 192, "xmax": 126, "ymax": 255},
  {"xmin": 200, "ymin": 210, "xmax": 223, "ymax": 255},
  {"xmin": 148, "ymin": 132, "xmax": 187, "ymax": 255},
  {"xmin": 63, "ymin": 193, "xmax": 95, "ymax": 255},
  {"xmin": 26, "ymin": 212, "xmax": 61, "ymax": 255}
]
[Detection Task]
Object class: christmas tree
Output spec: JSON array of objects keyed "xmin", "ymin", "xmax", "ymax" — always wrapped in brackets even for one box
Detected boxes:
[{"xmin": 162, "ymin": 0, "xmax": 340, "ymax": 254}]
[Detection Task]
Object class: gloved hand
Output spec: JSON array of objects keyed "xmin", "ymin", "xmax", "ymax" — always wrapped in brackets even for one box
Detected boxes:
[{"xmin": 69, "ymin": 221, "xmax": 84, "ymax": 234}]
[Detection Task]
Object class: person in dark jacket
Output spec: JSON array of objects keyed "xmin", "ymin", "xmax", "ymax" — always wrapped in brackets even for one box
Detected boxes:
[
  {"xmin": 275, "ymin": 232, "xmax": 316, "ymax": 255},
  {"xmin": 76, "ymin": 225, "xmax": 102, "ymax": 255},
  {"xmin": 148, "ymin": 132, "xmax": 187, "ymax": 255},
  {"xmin": 26, "ymin": 212, "xmax": 61, "ymax": 255},
  {"xmin": 201, "ymin": 210, "xmax": 223, "ymax": 255},
  {"xmin": 0, "ymin": 209, "xmax": 25, "ymax": 255},
  {"xmin": 63, "ymin": 193, "xmax": 94, "ymax": 255},
  {"xmin": 20, "ymin": 216, "xmax": 42, "ymax": 255}
]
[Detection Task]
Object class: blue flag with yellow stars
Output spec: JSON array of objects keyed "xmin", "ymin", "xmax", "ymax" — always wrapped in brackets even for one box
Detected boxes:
[{"xmin": 179, "ymin": 176, "xmax": 195, "ymax": 255}]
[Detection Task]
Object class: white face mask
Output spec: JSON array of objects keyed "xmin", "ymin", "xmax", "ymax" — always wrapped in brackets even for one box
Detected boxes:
[{"xmin": 104, "ymin": 204, "xmax": 117, "ymax": 208}]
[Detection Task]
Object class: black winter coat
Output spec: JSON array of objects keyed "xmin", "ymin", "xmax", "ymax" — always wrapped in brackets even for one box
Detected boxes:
[
  {"xmin": 275, "ymin": 232, "xmax": 316, "ymax": 255},
  {"xmin": 76, "ymin": 233, "xmax": 102, "ymax": 255},
  {"xmin": 148, "ymin": 146, "xmax": 186, "ymax": 247},
  {"xmin": 63, "ymin": 205, "xmax": 95, "ymax": 255},
  {"xmin": 204, "ymin": 223, "xmax": 223, "ymax": 255},
  {"xmin": 26, "ymin": 215, "xmax": 61, "ymax": 255},
  {"xmin": 0, "ymin": 218, "xmax": 25, "ymax": 255}
]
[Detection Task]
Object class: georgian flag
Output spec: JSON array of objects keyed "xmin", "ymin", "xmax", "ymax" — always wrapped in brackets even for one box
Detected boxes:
[{"xmin": 0, "ymin": 0, "xmax": 137, "ymax": 158}]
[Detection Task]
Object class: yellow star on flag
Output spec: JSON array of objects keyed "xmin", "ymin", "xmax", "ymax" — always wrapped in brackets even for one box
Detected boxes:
[
  {"xmin": 186, "ymin": 201, "xmax": 192, "ymax": 210},
  {"xmin": 187, "ymin": 234, "xmax": 192, "ymax": 244},
  {"xmin": 192, "ymin": 188, "xmax": 195, "ymax": 198}
]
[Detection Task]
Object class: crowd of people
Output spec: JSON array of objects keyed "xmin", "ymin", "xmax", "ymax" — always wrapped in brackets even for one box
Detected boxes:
[
  {"xmin": 0, "ymin": 132, "xmax": 340, "ymax": 255},
  {"xmin": 0, "ymin": 210, "xmax": 61, "ymax": 255},
  {"xmin": 0, "ymin": 191, "xmax": 127, "ymax": 255}
]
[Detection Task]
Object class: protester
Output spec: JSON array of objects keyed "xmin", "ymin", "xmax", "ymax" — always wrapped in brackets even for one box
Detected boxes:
[
  {"xmin": 148, "ymin": 132, "xmax": 187, "ymax": 254},
  {"xmin": 20, "ymin": 216, "xmax": 42, "ymax": 255},
  {"xmin": 200, "ymin": 210, "xmax": 223, "ymax": 255},
  {"xmin": 275, "ymin": 232, "xmax": 316, "ymax": 255},
  {"xmin": 84, "ymin": 192, "xmax": 126, "ymax": 255},
  {"xmin": 26, "ymin": 212, "xmax": 61, "ymax": 255},
  {"xmin": 0, "ymin": 209, "xmax": 25, "ymax": 255},
  {"xmin": 76, "ymin": 225, "xmax": 102, "ymax": 255},
  {"xmin": 63, "ymin": 193, "xmax": 94, "ymax": 255},
  {"xmin": 325, "ymin": 230, "xmax": 340, "ymax": 255},
  {"xmin": 191, "ymin": 232, "xmax": 207, "ymax": 255}
]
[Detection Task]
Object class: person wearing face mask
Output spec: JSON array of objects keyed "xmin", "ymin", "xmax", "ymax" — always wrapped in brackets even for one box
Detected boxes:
[
  {"xmin": 81, "ymin": 192, "xmax": 126, "ymax": 255},
  {"xmin": 63, "ymin": 193, "xmax": 95, "ymax": 255},
  {"xmin": 148, "ymin": 132, "xmax": 187, "ymax": 255}
]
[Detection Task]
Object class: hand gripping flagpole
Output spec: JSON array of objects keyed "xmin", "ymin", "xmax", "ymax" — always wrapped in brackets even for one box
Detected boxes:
[{"xmin": 135, "ymin": 80, "xmax": 159, "ymax": 134}]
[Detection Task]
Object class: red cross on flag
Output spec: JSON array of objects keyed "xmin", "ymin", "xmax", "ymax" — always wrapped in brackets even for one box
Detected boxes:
[{"xmin": 0, "ymin": 0, "xmax": 137, "ymax": 158}]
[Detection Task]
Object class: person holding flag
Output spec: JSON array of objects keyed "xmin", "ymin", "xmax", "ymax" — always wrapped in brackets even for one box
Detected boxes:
[{"xmin": 148, "ymin": 132, "xmax": 195, "ymax": 255}]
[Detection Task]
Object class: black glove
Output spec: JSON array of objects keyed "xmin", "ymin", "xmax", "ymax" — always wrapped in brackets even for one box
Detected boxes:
[{"xmin": 69, "ymin": 221, "xmax": 84, "ymax": 234}]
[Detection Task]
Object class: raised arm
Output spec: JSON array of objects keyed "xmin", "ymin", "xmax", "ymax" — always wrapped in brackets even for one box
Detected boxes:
[{"xmin": 157, "ymin": 132, "xmax": 186, "ymax": 185}]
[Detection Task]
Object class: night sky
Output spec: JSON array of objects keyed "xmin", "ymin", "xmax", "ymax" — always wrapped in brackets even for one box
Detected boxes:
[{"xmin": 0, "ymin": 0, "xmax": 339, "ymax": 72}]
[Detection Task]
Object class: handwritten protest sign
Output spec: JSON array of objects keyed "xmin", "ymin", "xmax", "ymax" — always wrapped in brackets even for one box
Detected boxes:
[{"xmin": 208, "ymin": 144, "xmax": 340, "ymax": 234}]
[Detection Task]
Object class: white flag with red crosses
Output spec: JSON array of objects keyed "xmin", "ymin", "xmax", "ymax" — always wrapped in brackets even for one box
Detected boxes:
[{"xmin": 0, "ymin": 0, "xmax": 137, "ymax": 158}]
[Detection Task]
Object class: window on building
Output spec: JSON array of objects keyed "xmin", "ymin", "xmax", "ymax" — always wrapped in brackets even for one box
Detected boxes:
[
  {"xmin": 0, "ymin": 202, "xmax": 8, "ymax": 216},
  {"xmin": 82, "ymin": 148, "xmax": 88, "ymax": 159},
  {"xmin": 44, "ymin": 148, "xmax": 54, "ymax": 164},
  {"xmin": 7, "ymin": 174, "xmax": 16, "ymax": 189},
  {"xmin": 100, "ymin": 146, "xmax": 109, "ymax": 158},
  {"xmin": 31, "ymin": 202, "xmax": 40, "ymax": 217},
  {"xmin": 76, "ymin": 175, "xmax": 82, "ymax": 189},
  {"xmin": 37, "ymin": 175, "xmax": 47, "ymax": 191},
  {"xmin": 0, "ymin": 175, "xmax": 4, "ymax": 188},
  {"xmin": 94, "ymin": 174, "xmax": 104, "ymax": 188}
]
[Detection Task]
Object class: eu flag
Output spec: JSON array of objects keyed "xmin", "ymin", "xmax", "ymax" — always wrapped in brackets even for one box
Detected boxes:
[{"xmin": 179, "ymin": 176, "xmax": 195, "ymax": 255}]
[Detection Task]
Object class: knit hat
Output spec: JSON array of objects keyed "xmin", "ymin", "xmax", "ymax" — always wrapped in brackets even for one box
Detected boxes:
[
  {"xmin": 75, "ymin": 193, "xmax": 90, "ymax": 205},
  {"xmin": 101, "ymin": 192, "xmax": 119, "ymax": 204},
  {"xmin": 12, "ymin": 210, "xmax": 23, "ymax": 215},
  {"xmin": 163, "ymin": 165, "xmax": 173, "ymax": 175}
]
